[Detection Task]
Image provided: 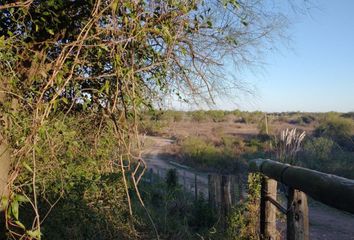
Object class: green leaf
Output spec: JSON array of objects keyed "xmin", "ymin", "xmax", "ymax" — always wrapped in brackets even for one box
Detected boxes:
[
  {"xmin": 206, "ymin": 20, "xmax": 212, "ymax": 28},
  {"xmin": 23, "ymin": 162, "xmax": 33, "ymax": 173},
  {"xmin": 27, "ymin": 229, "xmax": 41, "ymax": 238},
  {"xmin": 1, "ymin": 196, "xmax": 8, "ymax": 210},
  {"xmin": 111, "ymin": 0, "xmax": 119, "ymax": 12},
  {"xmin": 15, "ymin": 194, "xmax": 29, "ymax": 203},
  {"xmin": 0, "ymin": 35, "xmax": 5, "ymax": 47},
  {"xmin": 11, "ymin": 200, "xmax": 19, "ymax": 220},
  {"xmin": 53, "ymin": 99, "xmax": 58, "ymax": 111},
  {"xmin": 100, "ymin": 45, "xmax": 109, "ymax": 51},
  {"xmin": 15, "ymin": 220, "xmax": 26, "ymax": 230},
  {"xmin": 46, "ymin": 28, "xmax": 55, "ymax": 35}
]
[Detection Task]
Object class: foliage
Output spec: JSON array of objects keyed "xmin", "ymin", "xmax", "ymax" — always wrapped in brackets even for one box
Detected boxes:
[
  {"xmin": 1, "ymin": 114, "xmax": 135, "ymax": 239},
  {"xmin": 136, "ymin": 177, "xmax": 217, "ymax": 239},
  {"xmin": 163, "ymin": 111, "xmax": 184, "ymax": 123},
  {"xmin": 300, "ymin": 137, "xmax": 354, "ymax": 179},
  {"xmin": 165, "ymin": 169, "xmax": 178, "ymax": 189},
  {"xmin": 139, "ymin": 120, "xmax": 165, "ymax": 136},
  {"xmin": 0, "ymin": 0, "xmax": 305, "ymax": 237},
  {"xmin": 314, "ymin": 116, "xmax": 354, "ymax": 150},
  {"xmin": 227, "ymin": 173, "xmax": 261, "ymax": 240},
  {"xmin": 181, "ymin": 136, "xmax": 247, "ymax": 173},
  {"xmin": 205, "ymin": 110, "xmax": 226, "ymax": 122},
  {"xmin": 190, "ymin": 110, "xmax": 207, "ymax": 123},
  {"xmin": 341, "ymin": 112, "xmax": 354, "ymax": 120},
  {"xmin": 181, "ymin": 137, "xmax": 221, "ymax": 167},
  {"xmin": 303, "ymin": 137, "xmax": 334, "ymax": 168}
]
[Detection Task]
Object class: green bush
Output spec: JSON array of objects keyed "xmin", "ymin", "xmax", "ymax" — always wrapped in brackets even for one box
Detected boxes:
[
  {"xmin": 190, "ymin": 110, "xmax": 207, "ymax": 122},
  {"xmin": 314, "ymin": 116, "xmax": 354, "ymax": 150},
  {"xmin": 137, "ymin": 177, "xmax": 218, "ymax": 239},
  {"xmin": 289, "ymin": 115, "xmax": 315, "ymax": 125},
  {"xmin": 161, "ymin": 110, "xmax": 184, "ymax": 122},
  {"xmin": 165, "ymin": 169, "xmax": 178, "ymax": 189},
  {"xmin": 139, "ymin": 120, "xmax": 165, "ymax": 135},
  {"xmin": 205, "ymin": 110, "xmax": 226, "ymax": 122},
  {"xmin": 227, "ymin": 174, "xmax": 261, "ymax": 240},
  {"xmin": 7, "ymin": 115, "xmax": 135, "ymax": 240},
  {"xmin": 181, "ymin": 137, "xmax": 220, "ymax": 167},
  {"xmin": 181, "ymin": 136, "xmax": 247, "ymax": 172},
  {"xmin": 302, "ymin": 137, "xmax": 334, "ymax": 168}
]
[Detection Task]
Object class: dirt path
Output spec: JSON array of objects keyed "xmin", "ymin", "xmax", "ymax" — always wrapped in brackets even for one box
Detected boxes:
[
  {"xmin": 142, "ymin": 136, "xmax": 209, "ymax": 196},
  {"xmin": 142, "ymin": 136, "xmax": 354, "ymax": 239},
  {"xmin": 309, "ymin": 202, "xmax": 354, "ymax": 240}
]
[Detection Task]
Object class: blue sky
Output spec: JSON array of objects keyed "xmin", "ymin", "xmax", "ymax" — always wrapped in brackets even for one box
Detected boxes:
[{"xmin": 219, "ymin": 1, "xmax": 354, "ymax": 112}]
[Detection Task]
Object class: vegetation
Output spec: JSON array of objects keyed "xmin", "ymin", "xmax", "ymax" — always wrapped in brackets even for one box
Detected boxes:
[
  {"xmin": 141, "ymin": 110, "xmax": 354, "ymax": 179},
  {"xmin": 135, "ymin": 170, "xmax": 218, "ymax": 239},
  {"xmin": 0, "ymin": 0, "xmax": 350, "ymax": 239},
  {"xmin": 0, "ymin": 0, "xmax": 300, "ymax": 239}
]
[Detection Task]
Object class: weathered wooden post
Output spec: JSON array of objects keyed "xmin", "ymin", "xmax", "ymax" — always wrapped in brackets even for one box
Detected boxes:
[
  {"xmin": 260, "ymin": 177, "xmax": 278, "ymax": 240},
  {"xmin": 208, "ymin": 175, "xmax": 215, "ymax": 207},
  {"xmin": 183, "ymin": 171, "xmax": 186, "ymax": 192},
  {"xmin": 287, "ymin": 188, "xmax": 309, "ymax": 240},
  {"xmin": 208, "ymin": 174, "xmax": 222, "ymax": 214},
  {"xmin": 230, "ymin": 175, "xmax": 238, "ymax": 205},
  {"xmin": 221, "ymin": 175, "xmax": 233, "ymax": 217},
  {"xmin": 149, "ymin": 169, "xmax": 153, "ymax": 183},
  {"xmin": 194, "ymin": 173, "xmax": 198, "ymax": 201}
]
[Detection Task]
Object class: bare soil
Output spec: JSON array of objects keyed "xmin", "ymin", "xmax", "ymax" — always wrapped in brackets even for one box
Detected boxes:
[
  {"xmin": 161, "ymin": 119, "xmax": 314, "ymax": 142},
  {"xmin": 309, "ymin": 202, "xmax": 354, "ymax": 240}
]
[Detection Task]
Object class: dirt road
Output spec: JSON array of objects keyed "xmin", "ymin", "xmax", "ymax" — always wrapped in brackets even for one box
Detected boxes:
[{"xmin": 142, "ymin": 136, "xmax": 209, "ymax": 196}]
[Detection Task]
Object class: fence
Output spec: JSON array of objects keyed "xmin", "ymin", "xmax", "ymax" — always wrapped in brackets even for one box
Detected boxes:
[
  {"xmin": 249, "ymin": 158, "xmax": 354, "ymax": 240},
  {"xmin": 143, "ymin": 166, "xmax": 209, "ymax": 198},
  {"xmin": 143, "ymin": 165, "xmax": 244, "ymax": 221}
]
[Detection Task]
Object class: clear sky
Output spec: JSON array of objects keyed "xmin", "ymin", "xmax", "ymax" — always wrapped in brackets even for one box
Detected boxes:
[{"xmin": 219, "ymin": 1, "xmax": 354, "ymax": 113}]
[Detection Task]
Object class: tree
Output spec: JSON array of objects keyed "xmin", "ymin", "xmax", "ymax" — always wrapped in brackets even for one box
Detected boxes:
[{"xmin": 0, "ymin": 0, "xmax": 302, "ymax": 238}]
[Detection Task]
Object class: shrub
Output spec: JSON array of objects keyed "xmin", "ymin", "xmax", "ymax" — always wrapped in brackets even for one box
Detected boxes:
[
  {"xmin": 190, "ymin": 110, "xmax": 207, "ymax": 122},
  {"xmin": 162, "ymin": 110, "xmax": 184, "ymax": 122},
  {"xmin": 205, "ymin": 110, "xmax": 226, "ymax": 122},
  {"xmin": 314, "ymin": 116, "xmax": 354, "ymax": 150},
  {"xmin": 302, "ymin": 137, "xmax": 334, "ymax": 169},
  {"xmin": 289, "ymin": 115, "xmax": 315, "ymax": 125},
  {"xmin": 139, "ymin": 120, "xmax": 165, "ymax": 135},
  {"xmin": 181, "ymin": 137, "xmax": 220, "ymax": 167},
  {"xmin": 189, "ymin": 195, "xmax": 216, "ymax": 230},
  {"xmin": 166, "ymin": 169, "xmax": 178, "ymax": 189},
  {"xmin": 341, "ymin": 112, "xmax": 354, "ymax": 119},
  {"xmin": 227, "ymin": 173, "xmax": 261, "ymax": 240},
  {"xmin": 301, "ymin": 115, "xmax": 315, "ymax": 124},
  {"xmin": 180, "ymin": 136, "xmax": 246, "ymax": 172}
]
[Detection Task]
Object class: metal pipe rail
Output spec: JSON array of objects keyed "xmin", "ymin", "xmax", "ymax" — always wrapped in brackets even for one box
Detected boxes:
[{"xmin": 249, "ymin": 158, "xmax": 354, "ymax": 214}]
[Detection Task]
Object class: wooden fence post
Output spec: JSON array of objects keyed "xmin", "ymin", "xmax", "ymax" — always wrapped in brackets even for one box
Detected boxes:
[
  {"xmin": 287, "ymin": 188, "xmax": 309, "ymax": 240},
  {"xmin": 208, "ymin": 175, "xmax": 215, "ymax": 207},
  {"xmin": 260, "ymin": 177, "xmax": 278, "ymax": 240},
  {"xmin": 195, "ymin": 173, "xmax": 198, "ymax": 201},
  {"xmin": 230, "ymin": 175, "xmax": 236, "ymax": 204},
  {"xmin": 183, "ymin": 171, "xmax": 186, "ymax": 191}
]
